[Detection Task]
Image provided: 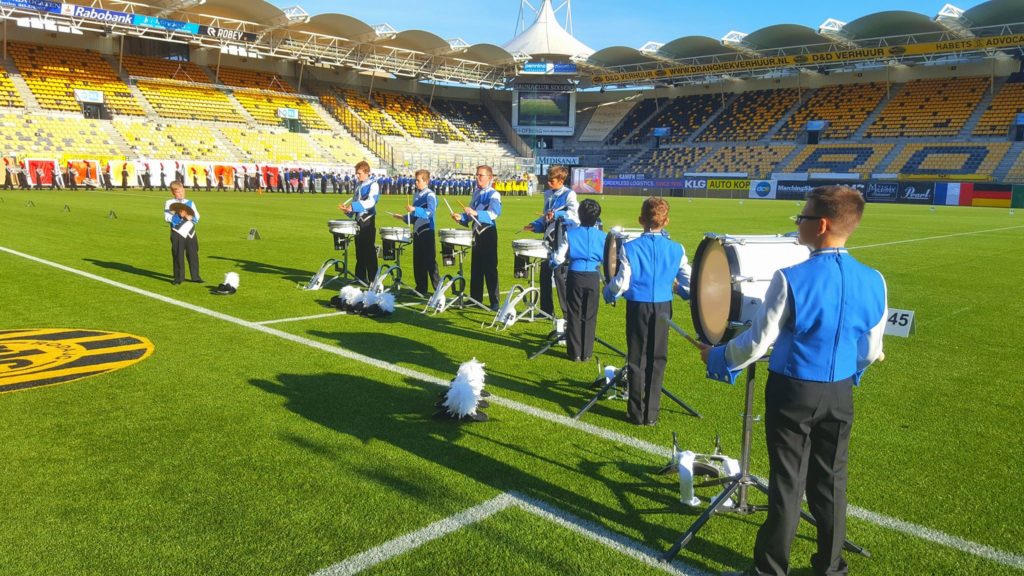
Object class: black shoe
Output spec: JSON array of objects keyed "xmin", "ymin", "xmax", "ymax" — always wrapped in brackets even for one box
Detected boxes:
[
  {"xmin": 489, "ymin": 304, "xmax": 499, "ymax": 312},
  {"xmin": 172, "ymin": 280, "xmax": 182, "ymax": 285},
  {"xmin": 190, "ymin": 278, "xmax": 204, "ymax": 283}
]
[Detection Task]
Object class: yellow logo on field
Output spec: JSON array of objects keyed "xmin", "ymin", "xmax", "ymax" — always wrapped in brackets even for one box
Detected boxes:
[{"xmin": 0, "ymin": 329, "xmax": 154, "ymax": 393}]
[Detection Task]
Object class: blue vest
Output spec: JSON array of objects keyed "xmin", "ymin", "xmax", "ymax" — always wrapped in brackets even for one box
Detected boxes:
[
  {"xmin": 566, "ymin": 226, "xmax": 606, "ymax": 273},
  {"xmin": 623, "ymin": 233, "xmax": 684, "ymax": 303},
  {"xmin": 354, "ymin": 180, "xmax": 377, "ymax": 217},
  {"xmin": 769, "ymin": 249, "xmax": 886, "ymax": 383},
  {"xmin": 411, "ymin": 189, "xmax": 436, "ymax": 232}
]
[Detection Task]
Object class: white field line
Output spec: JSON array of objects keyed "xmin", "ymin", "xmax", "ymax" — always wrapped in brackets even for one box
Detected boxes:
[
  {"xmin": 312, "ymin": 492, "xmax": 704, "ymax": 576},
  {"xmin": 849, "ymin": 225, "xmax": 1024, "ymax": 250},
  {"xmin": 256, "ymin": 311, "xmax": 347, "ymax": 325},
  {"xmin": 3, "ymin": 244, "xmax": 1023, "ymax": 572}
]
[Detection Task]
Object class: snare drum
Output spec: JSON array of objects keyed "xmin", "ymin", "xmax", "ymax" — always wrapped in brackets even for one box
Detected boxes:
[
  {"xmin": 379, "ymin": 226, "xmax": 411, "ymax": 261},
  {"xmin": 328, "ymin": 219, "xmax": 358, "ymax": 250},
  {"xmin": 512, "ymin": 239, "xmax": 548, "ymax": 278},
  {"xmin": 439, "ymin": 228, "xmax": 473, "ymax": 266},
  {"xmin": 689, "ymin": 234, "xmax": 810, "ymax": 345}
]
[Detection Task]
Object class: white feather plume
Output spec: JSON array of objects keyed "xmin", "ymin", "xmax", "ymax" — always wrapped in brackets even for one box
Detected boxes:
[
  {"xmin": 340, "ymin": 286, "xmax": 363, "ymax": 305},
  {"xmin": 224, "ymin": 272, "xmax": 240, "ymax": 288},
  {"xmin": 376, "ymin": 292, "xmax": 396, "ymax": 313},
  {"xmin": 363, "ymin": 290, "xmax": 380, "ymax": 307},
  {"xmin": 444, "ymin": 357, "xmax": 487, "ymax": 418}
]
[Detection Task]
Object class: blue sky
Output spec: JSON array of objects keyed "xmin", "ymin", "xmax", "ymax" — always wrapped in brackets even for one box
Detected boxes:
[{"xmin": 275, "ymin": 0, "xmax": 988, "ymax": 51}]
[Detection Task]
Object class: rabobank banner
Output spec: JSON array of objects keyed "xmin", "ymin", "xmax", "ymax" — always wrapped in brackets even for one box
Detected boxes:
[
  {"xmin": 748, "ymin": 179, "xmax": 777, "ymax": 200},
  {"xmin": 0, "ymin": 0, "xmax": 61, "ymax": 13},
  {"xmin": 61, "ymin": 3, "xmax": 132, "ymax": 25}
]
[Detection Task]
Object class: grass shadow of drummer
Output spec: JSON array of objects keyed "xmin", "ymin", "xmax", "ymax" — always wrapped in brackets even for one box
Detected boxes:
[
  {"xmin": 84, "ymin": 258, "xmax": 173, "ymax": 282},
  {"xmin": 249, "ymin": 370, "xmax": 745, "ymax": 573},
  {"xmin": 207, "ymin": 254, "xmax": 312, "ymax": 284}
]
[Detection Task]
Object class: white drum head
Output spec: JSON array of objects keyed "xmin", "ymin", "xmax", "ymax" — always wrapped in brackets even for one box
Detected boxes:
[{"xmin": 694, "ymin": 241, "xmax": 732, "ymax": 345}]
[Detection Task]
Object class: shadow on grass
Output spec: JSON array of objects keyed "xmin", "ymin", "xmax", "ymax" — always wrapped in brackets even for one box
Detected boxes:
[
  {"xmin": 208, "ymin": 254, "xmax": 313, "ymax": 284},
  {"xmin": 250, "ymin": 370, "xmax": 748, "ymax": 573},
  {"xmin": 84, "ymin": 258, "xmax": 172, "ymax": 282}
]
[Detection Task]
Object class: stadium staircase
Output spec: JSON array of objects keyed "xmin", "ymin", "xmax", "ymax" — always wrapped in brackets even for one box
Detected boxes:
[
  {"xmin": 961, "ymin": 76, "xmax": 1007, "ymax": 137},
  {"xmin": 873, "ymin": 142, "xmax": 906, "ymax": 174},
  {"xmin": 224, "ymin": 92, "xmax": 259, "ymax": 126},
  {"xmin": 852, "ymin": 84, "xmax": 899, "ymax": 139},
  {"xmin": 765, "ymin": 88, "xmax": 815, "ymax": 140},
  {"xmin": 2, "ymin": 57, "xmax": 40, "ymax": 110},
  {"xmin": 99, "ymin": 121, "xmax": 136, "ymax": 158},
  {"xmin": 308, "ymin": 100, "xmax": 378, "ymax": 163},
  {"xmin": 773, "ymin": 146, "xmax": 808, "ymax": 174},
  {"xmin": 103, "ymin": 55, "xmax": 159, "ymax": 118},
  {"xmin": 686, "ymin": 93, "xmax": 738, "ymax": 143},
  {"xmin": 993, "ymin": 141, "xmax": 1024, "ymax": 181},
  {"xmin": 209, "ymin": 127, "xmax": 247, "ymax": 162}
]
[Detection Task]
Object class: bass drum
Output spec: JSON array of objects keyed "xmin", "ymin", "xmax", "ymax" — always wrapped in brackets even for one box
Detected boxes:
[{"xmin": 690, "ymin": 234, "xmax": 810, "ymax": 345}]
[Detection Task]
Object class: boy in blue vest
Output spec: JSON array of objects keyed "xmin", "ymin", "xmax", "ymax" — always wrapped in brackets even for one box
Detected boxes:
[
  {"xmin": 339, "ymin": 161, "xmax": 380, "ymax": 284},
  {"xmin": 603, "ymin": 197, "xmax": 691, "ymax": 426},
  {"xmin": 552, "ymin": 198, "xmax": 605, "ymax": 361},
  {"xmin": 704, "ymin": 185, "xmax": 887, "ymax": 576},
  {"xmin": 394, "ymin": 168, "xmax": 439, "ymax": 295}
]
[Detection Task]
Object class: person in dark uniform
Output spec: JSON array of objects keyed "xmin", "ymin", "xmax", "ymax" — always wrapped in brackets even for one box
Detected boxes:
[
  {"xmin": 34, "ymin": 165, "xmax": 44, "ymax": 190},
  {"xmin": 159, "ymin": 164, "xmax": 168, "ymax": 190},
  {"xmin": 68, "ymin": 165, "xmax": 79, "ymax": 191},
  {"xmin": 552, "ymin": 199, "xmax": 606, "ymax": 361},
  {"xmin": 604, "ymin": 197, "xmax": 691, "ymax": 426},
  {"xmin": 451, "ymin": 165, "xmax": 502, "ymax": 310},
  {"xmin": 706, "ymin": 186, "xmax": 887, "ymax": 576},
  {"xmin": 163, "ymin": 180, "xmax": 202, "ymax": 285},
  {"xmin": 217, "ymin": 167, "xmax": 226, "ymax": 191},
  {"xmin": 339, "ymin": 161, "xmax": 379, "ymax": 284},
  {"xmin": 143, "ymin": 164, "xmax": 153, "ymax": 190},
  {"xmin": 121, "ymin": 163, "xmax": 129, "ymax": 190},
  {"xmin": 394, "ymin": 168, "xmax": 439, "ymax": 295},
  {"xmin": 523, "ymin": 164, "xmax": 579, "ymax": 318},
  {"xmin": 203, "ymin": 167, "xmax": 212, "ymax": 192}
]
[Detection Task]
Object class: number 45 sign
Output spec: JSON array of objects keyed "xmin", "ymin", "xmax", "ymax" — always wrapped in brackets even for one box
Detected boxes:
[{"xmin": 884, "ymin": 308, "xmax": 915, "ymax": 338}]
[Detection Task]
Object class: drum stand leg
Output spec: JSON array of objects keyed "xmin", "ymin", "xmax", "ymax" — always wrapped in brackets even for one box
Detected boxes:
[
  {"xmin": 573, "ymin": 362, "xmax": 701, "ymax": 420},
  {"xmin": 661, "ymin": 362, "xmax": 869, "ymax": 562},
  {"xmin": 388, "ymin": 244, "xmax": 424, "ymax": 299}
]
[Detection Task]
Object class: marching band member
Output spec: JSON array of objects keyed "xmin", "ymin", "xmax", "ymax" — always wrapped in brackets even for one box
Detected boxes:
[
  {"xmin": 704, "ymin": 186, "xmax": 887, "ymax": 576},
  {"xmin": 523, "ymin": 164, "xmax": 579, "ymax": 318},
  {"xmin": 603, "ymin": 197, "xmax": 691, "ymax": 426},
  {"xmin": 452, "ymin": 165, "xmax": 502, "ymax": 310},
  {"xmin": 552, "ymin": 198, "xmax": 605, "ymax": 361},
  {"xmin": 163, "ymin": 180, "xmax": 202, "ymax": 285},
  {"xmin": 339, "ymin": 160, "xmax": 379, "ymax": 284},
  {"xmin": 395, "ymin": 169, "xmax": 440, "ymax": 295}
]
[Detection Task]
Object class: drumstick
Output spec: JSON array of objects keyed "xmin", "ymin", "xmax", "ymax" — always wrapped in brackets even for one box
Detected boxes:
[
  {"xmin": 453, "ymin": 197, "xmax": 483, "ymax": 227},
  {"xmin": 441, "ymin": 196, "xmax": 457, "ymax": 215},
  {"xmin": 658, "ymin": 313, "xmax": 704, "ymax": 351}
]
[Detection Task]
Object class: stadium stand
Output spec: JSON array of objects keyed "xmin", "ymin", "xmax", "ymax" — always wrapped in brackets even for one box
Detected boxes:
[
  {"xmin": 309, "ymin": 132, "xmax": 373, "ymax": 165},
  {"xmin": 374, "ymin": 91, "xmax": 463, "ymax": 141},
  {"xmin": 697, "ymin": 89, "xmax": 800, "ymax": 142},
  {"xmin": 629, "ymin": 94, "xmax": 720, "ymax": 144},
  {"xmin": 232, "ymin": 90, "xmax": 330, "ymax": 130},
  {"xmin": 0, "ymin": 113, "xmax": 119, "ymax": 157},
  {"xmin": 973, "ymin": 76, "xmax": 1024, "ymax": 136},
  {"xmin": 630, "ymin": 147, "xmax": 712, "ymax": 178},
  {"xmin": 783, "ymin": 144, "xmax": 894, "ymax": 175},
  {"xmin": 114, "ymin": 120, "xmax": 233, "ymax": 161},
  {"xmin": 606, "ymin": 98, "xmax": 667, "ymax": 145},
  {"xmin": 220, "ymin": 126, "xmax": 331, "ymax": 163},
  {"xmin": 865, "ymin": 77, "xmax": 988, "ymax": 138},
  {"xmin": 334, "ymin": 89, "xmax": 404, "ymax": 136},
  {"xmin": 9, "ymin": 43, "xmax": 144, "ymax": 115},
  {"xmin": 774, "ymin": 83, "xmax": 888, "ymax": 140},
  {"xmin": 136, "ymin": 81, "xmax": 246, "ymax": 123},
  {"xmin": 1001, "ymin": 146, "xmax": 1024, "ymax": 182},
  {"xmin": 888, "ymin": 142, "xmax": 1010, "ymax": 177},
  {"xmin": 215, "ymin": 66, "xmax": 294, "ymax": 92},
  {"xmin": 120, "ymin": 55, "xmax": 210, "ymax": 84},
  {"xmin": 697, "ymin": 144, "xmax": 795, "ymax": 177},
  {"xmin": 434, "ymin": 99, "xmax": 505, "ymax": 143},
  {"xmin": 0, "ymin": 72, "xmax": 25, "ymax": 108}
]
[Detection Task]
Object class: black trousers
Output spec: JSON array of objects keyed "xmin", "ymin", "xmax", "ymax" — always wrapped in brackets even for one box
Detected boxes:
[
  {"xmin": 470, "ymin": 226, "xmax": 499, "ymax": 307},
  {"xmin": 625, "ymin": 300, "xmax": 671, "ymax": 425},
  {"xmin": 753, "ymin": 372, "xmax": 854, "ymax": 576},
  {"xmin": 566, "ymin": 271, "xmax": 599, "ymax": 360},
  {"xmin": 412, "ymin": 228, "xmax": 440, "ymax": 294},
  {"xmin": 540, "ymin": 259, "xmax": 568, "ymax": 317},
  {"xmin": 170, "ymin": 231, "xmax": 200, "ymax": 283},
  {"xmin": 355, "ymin": 214, "xmax": 378, "ymax": 284}
]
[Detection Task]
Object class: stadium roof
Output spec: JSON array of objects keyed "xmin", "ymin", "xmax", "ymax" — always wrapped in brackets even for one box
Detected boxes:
[
  {"xmin": 6, "ymin": 0, "xmax": 1024, "ymax": 88},
  {"xmin": 501, "ymin": 0, "xmax": 594, "ymax": 59}
]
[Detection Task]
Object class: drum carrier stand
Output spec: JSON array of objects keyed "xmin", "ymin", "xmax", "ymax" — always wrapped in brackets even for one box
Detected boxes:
[
  {"xmin": 303, "ymin": 220, "xmax": 364, "ymax": 290},
  {"xmin": 370, "ymin": 228, "xmax": 420, "ymax": 297},
  {"xmin": 424, "ymin": 240, "xmax": 490, "ymax": 314}
]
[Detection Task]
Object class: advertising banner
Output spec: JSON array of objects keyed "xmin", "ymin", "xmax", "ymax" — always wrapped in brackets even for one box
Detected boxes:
[
  {"xmin": 132, "ymin": 14, "xmax": 199, "ymax": 34},
  {"xmin": 863, "ymin": 181, "xmax": 899, "ymax": 203},
  {"xmin": 0, "ymin": 0, "xmax": 60, "ymax": 13},
  {"xmin": 897, "ymin": 182, "xmax": 934, "ymax": 205},
  {"xmin": 748, "ymin": 179, "xmax": 777, "ymax": 200},
  {"xmin": 571, "ymin": 167, "xmax": 603, "ymax": 194},
  {"xmin": 198, "ymin": 25, "xmax": 257, "ymax": 43},
  {"xmin": 61, "ymin": 4, "xmax": 132, "ymax": 25}
]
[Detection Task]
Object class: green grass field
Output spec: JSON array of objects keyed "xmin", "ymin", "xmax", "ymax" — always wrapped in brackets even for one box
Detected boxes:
[{"xmin": 1, "ymin": 189, "xmax": 1022, "ymax": 575}]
